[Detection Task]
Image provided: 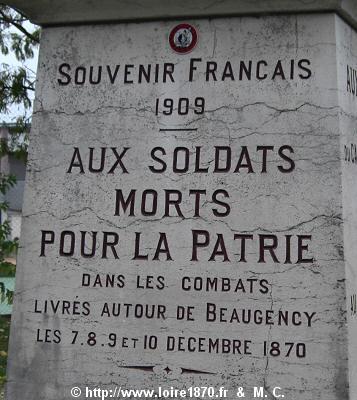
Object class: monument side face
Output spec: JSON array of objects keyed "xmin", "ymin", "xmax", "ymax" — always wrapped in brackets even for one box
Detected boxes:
[
  {"xmin": 337, "ymin": 15, "xmax": 357, "ymax": 400},
  {"xmin": 6, "ymin": 14, "xmax": 348, "ymax": 400}
]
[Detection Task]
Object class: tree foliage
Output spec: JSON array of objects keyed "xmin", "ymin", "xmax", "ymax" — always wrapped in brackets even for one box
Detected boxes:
[
  {"xmin": 0, "ymin": 5, "xmax": 39, "ymax": 272},
  {"xmin": 0, "ymin": 5, "xmax": 39, "ymax": 129}
]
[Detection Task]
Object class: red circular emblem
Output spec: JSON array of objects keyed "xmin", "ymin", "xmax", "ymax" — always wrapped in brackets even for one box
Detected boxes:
[{"xmin": 169, "ymin": 23, "xmax": 198, "ymax": 54}]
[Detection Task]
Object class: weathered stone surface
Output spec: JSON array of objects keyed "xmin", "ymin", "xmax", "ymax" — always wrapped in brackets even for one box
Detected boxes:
[
  {"xmin": 6, "ymin": 0, "xmax": 357, "ymax": 29},
  {"xmin": 5, "ymin": 12, "xmax": 357, "ymax": 400},
  {"xmin": 337, "ymin": 15, "xmax": 357, "ymax": 400}
]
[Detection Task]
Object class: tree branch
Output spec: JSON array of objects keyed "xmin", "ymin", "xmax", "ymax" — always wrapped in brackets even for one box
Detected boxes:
[
  {"xmin": 2, "ymin": 84, "xmax": 34, "ymax": 91},
  {"xmin": 0, "ymin": 9, "xmax": 39, "ymax": 43}
]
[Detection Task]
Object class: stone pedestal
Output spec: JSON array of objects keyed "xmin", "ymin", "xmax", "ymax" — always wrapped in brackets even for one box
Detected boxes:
[{"xmin": 5, "ymin": 1, "xmax": 357, "ymax": 399}]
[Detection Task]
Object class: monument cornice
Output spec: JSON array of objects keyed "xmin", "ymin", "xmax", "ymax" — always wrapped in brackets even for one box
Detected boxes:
[{"xmin": 5, "ymin": 0, "xmax": 357, "ymax": 29}]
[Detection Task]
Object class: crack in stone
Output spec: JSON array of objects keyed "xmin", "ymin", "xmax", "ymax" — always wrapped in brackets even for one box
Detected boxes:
[{"xmin": 263, "ymin": 283, "xmax": 274, "ymax": 400}]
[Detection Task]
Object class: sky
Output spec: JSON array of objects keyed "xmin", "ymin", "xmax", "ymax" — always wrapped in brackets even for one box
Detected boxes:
[{"xmin": 0, "ymin": 20, "xmax": 39, "ymax": 124}]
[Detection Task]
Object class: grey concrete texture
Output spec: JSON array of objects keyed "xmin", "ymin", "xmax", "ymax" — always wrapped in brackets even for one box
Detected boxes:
[{"xmin": 5, "ymin": 0, "xmax": 357, "ymax": 29}]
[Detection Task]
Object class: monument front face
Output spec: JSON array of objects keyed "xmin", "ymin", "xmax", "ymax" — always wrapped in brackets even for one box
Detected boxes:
[{"xmin": 6, "ymin": 13, "xmax": 353, "ymax": 400}]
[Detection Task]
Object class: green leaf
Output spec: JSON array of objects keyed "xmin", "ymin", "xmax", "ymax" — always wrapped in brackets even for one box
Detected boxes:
[{"xmin": 0, "ymin": 262, "xmax": 15, "ymax": 277}]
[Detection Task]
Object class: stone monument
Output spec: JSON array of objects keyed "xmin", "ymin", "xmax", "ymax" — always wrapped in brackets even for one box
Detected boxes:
[{"xmin": 4, "ymin": 1, "xmax": 357, "ymax": 399}]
